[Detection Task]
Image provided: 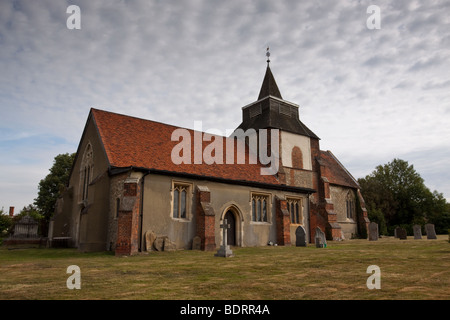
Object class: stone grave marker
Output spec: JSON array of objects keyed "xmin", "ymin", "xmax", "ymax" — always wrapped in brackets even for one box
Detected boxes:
[
  {"xmin": 413, "ymin": 225, "xmax": 422, "ymax": 240},
  {"xmin": 192, "ymin": 236, "xmax": 201, "ymax": 250},
  {"xmin": 295, "ymin": 226, "xmax": 307, "ymax": 247},
  {"xmin": 396, "ymin": 227, "xmax": 407, "ymax": 240},
  {"xmin": 315, "ymin": 227, "xmax": 327, "ymax": 248},
  {"xmin": 425, "ymin": 224, "xmax": 437, "ymax": 239},
  {"xmin": 215, "ymin": 219, "xmax": 234, "ymax": 257},
  {"xmin": 145, "ymin": 230, "xmax": 156, "ymax": 251},
  {"xmin": 153, "ymin": 236, "xmax": 165, "ymax": 251},
  {"xmin": 369, "ymin": 222, "xmax": 379, "ymax": 241},
  {"xmin": 163, "ymin": 237, "xmax": 177, "ymax": 251}
]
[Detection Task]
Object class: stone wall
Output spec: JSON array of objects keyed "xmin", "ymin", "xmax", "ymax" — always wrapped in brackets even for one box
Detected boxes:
[{"xmin": 329, "ymin": 185, "xmax": 357, "ymax": 239}]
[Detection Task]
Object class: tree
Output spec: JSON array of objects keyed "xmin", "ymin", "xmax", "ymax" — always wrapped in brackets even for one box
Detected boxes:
[
  {"xmin": 34, "ymin": 153, "xmax": 75, "ymax": 236},
  {"xmin": 0, "ymin": 208, "xmax": 13, "ymax": 237},
  {"xmin": 358, "ymin": 158, "xmax": 449, "ymax": 235}
]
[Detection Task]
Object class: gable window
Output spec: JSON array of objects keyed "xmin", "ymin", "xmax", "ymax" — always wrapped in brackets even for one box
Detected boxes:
[
  {"xmin": 172, "ymin": 182, "xmax": 191, "ymax": 219},
  {"xmin": 79, "ymin": 143, "xmax": 93, "ymax": 203},
  {"xmin": 287, "ymin": 197, "xmax": 302, "ymax": 224},
  {"xmin": 251, "ymin": 193, "xmax": 270, "ymax": 222},
  {"xmin": 346, "ymin": 191, "xmax": 355, "ymax": 219}
]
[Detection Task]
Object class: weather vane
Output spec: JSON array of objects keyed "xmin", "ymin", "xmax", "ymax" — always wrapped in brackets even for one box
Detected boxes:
[{"xmin": 266, "ymin": 46, "xmax": 270, "ymax": 66}]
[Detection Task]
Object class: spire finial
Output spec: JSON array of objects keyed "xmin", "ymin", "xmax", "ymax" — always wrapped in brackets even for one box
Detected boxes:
[{"xmin": 266, "ymin": 46, "xmax": 270, "ymax": 66}]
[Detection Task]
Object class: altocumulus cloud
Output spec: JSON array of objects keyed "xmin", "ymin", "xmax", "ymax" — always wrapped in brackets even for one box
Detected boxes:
[{"xmin": 0, "ymin": 0, "xmax": 449, "ymax": 211}]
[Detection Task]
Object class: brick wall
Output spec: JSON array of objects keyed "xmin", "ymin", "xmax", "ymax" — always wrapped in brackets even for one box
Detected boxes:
[
  {"xmin": 195, "ymin": 186, "xmax": 216, "ymax": 251},
  {"xmin": 275, "ymin": 197, "xmax": 291, "ymax": 245},
  {"xmin": 115, "ymin": 179, "xmax": 141, "ymax": 256}
]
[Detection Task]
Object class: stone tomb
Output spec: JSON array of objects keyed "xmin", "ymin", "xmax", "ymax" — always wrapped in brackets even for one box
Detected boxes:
[
  {"xmin": 369, "ymin": 222, "xmax": 379, "ymax": 241},
  {"xmin": 413, "ymin": 225, "xmax": 422, "ymax": 240},
  {"xmin": 425, "ymin": 224, "xmax": 437, "ymax": 239},
  {"xmin": 12, "ymin": 215, "xmax": 39, "ymax": 238},
  {"xmin": 395, "ymin": 227, "xmax": 407, "ymax": 240},
  {"xmin": 314, "ymin": 227, "xmax": 327, "ymax": 248},
  {"xmin": 295, "ymin": 226, "xmax": 307, "ymax": 247},
  {"xmin": 215, "ymin": 219, "xmax": 234, "ymax": 257}
]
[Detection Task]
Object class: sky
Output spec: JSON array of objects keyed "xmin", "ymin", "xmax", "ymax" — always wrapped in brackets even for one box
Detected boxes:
[{"xmin": 1, "ymin": 0, "xmax": 449, "ymax": 213}]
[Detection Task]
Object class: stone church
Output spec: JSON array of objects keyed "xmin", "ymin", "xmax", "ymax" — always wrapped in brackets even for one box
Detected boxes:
[{"xmin": 50, "ymin": 60, "xmax": 369, "ymax": 254}]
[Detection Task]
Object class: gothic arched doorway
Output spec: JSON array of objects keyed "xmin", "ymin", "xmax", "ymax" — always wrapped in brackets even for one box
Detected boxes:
[{"xmin": 224, "ymin": 210, "xmax": 236, "ymax": 246}]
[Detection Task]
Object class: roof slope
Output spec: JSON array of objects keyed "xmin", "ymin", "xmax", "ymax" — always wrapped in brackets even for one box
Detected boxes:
[
  {"xmin": 319, "ymin": 150, "xmax": 359, "ymax": 189},
  {"xmin": 91, "ymin": 108, "xmax": 282, "ymax": 186},
  {"xmin": 258, "ymin": 66, "xmax": 282, "ymax": 100}
]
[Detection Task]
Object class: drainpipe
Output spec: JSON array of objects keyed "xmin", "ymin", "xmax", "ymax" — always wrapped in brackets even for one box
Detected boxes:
[
  {"xmin": 138, "ymin": 170, "xmax": 151, "ymax": 252},
  {"xmin": 307, "ymin": 194, "xmax": 311, "ymax": 244}
]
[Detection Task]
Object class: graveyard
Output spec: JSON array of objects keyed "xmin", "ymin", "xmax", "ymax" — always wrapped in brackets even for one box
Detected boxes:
[{"xmin": 0, "ymin": 235, "xmax": 449, "ymax": 300}]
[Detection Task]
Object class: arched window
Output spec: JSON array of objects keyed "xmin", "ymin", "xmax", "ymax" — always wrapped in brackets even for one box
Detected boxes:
[
  {"xmin": 287, "ymin": 198, "xmax": 302, "ymax": 224},
  {"xmin": 172, "ymin": 183, "xmax": 191, "ymax": 219},
  {"xmin": 79, "ymin": 143, "xmax": 93, "ymax": 202},
  {"xmin": 291, "ymin": 146, "xmax": 303, "ymax": 169},
  {"xmin": 346, "ymin": 191, "xmax": 355, "ymax": 219},
  {"xmin": 251, "ymin": 194, "xmax": 269, "ymax": 222}
]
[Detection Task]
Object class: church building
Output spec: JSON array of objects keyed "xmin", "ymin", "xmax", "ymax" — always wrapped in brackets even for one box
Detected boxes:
[{"xmin": 50, "ymin": 58, "xmax": 369, "ymax": 254}]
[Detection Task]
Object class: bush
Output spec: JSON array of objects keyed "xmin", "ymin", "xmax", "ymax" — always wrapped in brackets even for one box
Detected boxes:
[{"xmin": 0, "ymin": 211, "xmax": 13, "ymax": 235}]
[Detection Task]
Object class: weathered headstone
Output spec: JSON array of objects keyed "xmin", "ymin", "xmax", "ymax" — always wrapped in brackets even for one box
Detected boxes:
[
  {"xmin": 145, "ymin": 230, "xmax": 157, "ymax": 251},
  {"xmin": 163, "ymin": 237, "xmax": 177, "ymax": 251},
  {"xmin": 295, "ymin": 226, "xmax": 307, "ymax": 247},
  {"xmin": 425, "ymin": 224, "xmax": 437, "ymax": 239},
  {"xmin": 192, "ymin": 236, "xmax": 201, "ymax": 250},
  {"xmin": 315, "ymin": 227, "xmax": 327, "ymax": 248},
  {"xmin": 413, "ymin": 225, "xmax": 422, "ymax": 240},
  {"xmin": 215, "ymin": 219, "xmax": 234, "ymax": 257},
  {"xmin": 153, "ymin": 237, "xmax": 165, "ymax": 251},
  {"xmin": 369, "ymin": 222, "xmax": 379, "ymax": 241},
  {"xmin": 396, "ymin": 227, "xmax": 407, "ymax": 240}
]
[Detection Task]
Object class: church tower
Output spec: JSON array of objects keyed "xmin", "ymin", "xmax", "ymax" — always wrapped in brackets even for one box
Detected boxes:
[
  {"xmin": 236, "ymin": 53, "xmax": 320, "ymax": 188},
  {"xmin": 235, "ymin": 51, "xmax": 333, "ymax": 243}
]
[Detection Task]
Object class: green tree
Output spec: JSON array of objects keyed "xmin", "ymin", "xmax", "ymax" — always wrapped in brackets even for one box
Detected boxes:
[
  {"xmin": 34, "ymin": 153, "xmax": 75, "ymax": 236},
  {"xmin": 0, "ymin": 208, "xmax": 13, "ymax": 237},
  {"xmin": 358, "ymin": 158, "xmax": 449, "ymax": 235}
]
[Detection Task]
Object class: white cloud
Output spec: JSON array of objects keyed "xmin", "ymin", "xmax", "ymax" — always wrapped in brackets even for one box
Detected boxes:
[{"xmin": 1, "ymin": 0, "xmax": 450, "ymax": 211}]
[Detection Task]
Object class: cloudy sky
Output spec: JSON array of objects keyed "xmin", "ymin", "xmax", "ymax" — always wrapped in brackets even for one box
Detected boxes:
[{"xmin": 1, "ymin": 0, "xmax": 449, "ymax": 213}]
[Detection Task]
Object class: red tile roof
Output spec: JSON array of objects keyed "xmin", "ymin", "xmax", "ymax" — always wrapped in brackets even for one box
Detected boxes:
[
  {"xmin": 319, "ymin": 150, "xmax": 359, "ymax": 189},
  {"xmin": 91, "ymin": 108, "xmax": 281, "ymax": 186}
]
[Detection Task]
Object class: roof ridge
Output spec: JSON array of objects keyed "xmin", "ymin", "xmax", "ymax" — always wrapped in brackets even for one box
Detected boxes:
[{"xmin": 91, "ymin": 108, "xmax": 226, "ymax": 138}]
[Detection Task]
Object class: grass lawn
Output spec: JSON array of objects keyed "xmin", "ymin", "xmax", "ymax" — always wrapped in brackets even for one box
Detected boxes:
[{"xmin": 0, "ymin": 235, "xmax": 449, "ymax": 300}]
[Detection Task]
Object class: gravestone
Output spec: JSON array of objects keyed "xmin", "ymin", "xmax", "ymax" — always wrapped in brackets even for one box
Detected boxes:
[
  {"xmin": 396, "ymin": 227, "xmax": 407, "ymax": 240},
  {"xmin": 145, "ymin": 230, "xmax": 157, "ymax": 251},
  {"xmin": 215, "ymin": 219, "xmax": 234, "ymax": 257},
  {"xmin": 413, "ymin": 225, "xmax": 422, "ymax": 240},
  {"xmin": 425, "ymin": 224, "xmax": 437, "ymax": 239},
  {"xmin": 153, "ymin": 237, "xmax": 165, "ymax": 251},
  {"xmin": 192, "ymin": 236, "xmax": 201, "ymax": 250},
  {"xmin": 295, "ymin": 226, "xmax": 307, "ymax": 247},
  {"xmin": 315, "ymin": 227, "xmax": 327, "ymax": 248},
  {"xmin": 163, "ymin": 237, "xmax": 177, "ymax": 251},
  {"xmin": 369, "ymin": 222, "xmax": 379, "ymax": 241}
]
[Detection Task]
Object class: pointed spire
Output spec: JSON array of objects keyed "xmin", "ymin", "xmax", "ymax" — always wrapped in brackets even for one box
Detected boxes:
[{"xmin": 258, "ymin": 48, "xmax": 282, "ymax": 100}]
